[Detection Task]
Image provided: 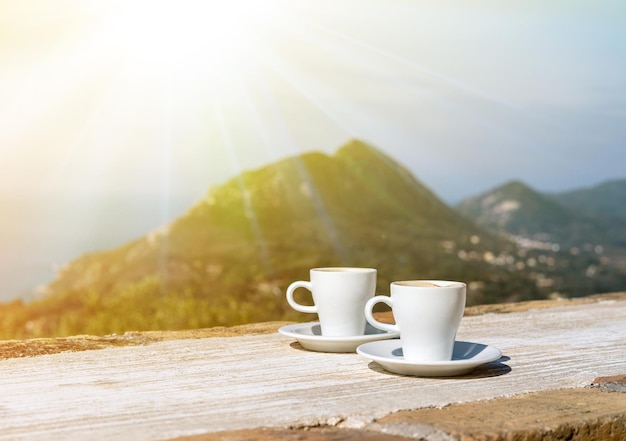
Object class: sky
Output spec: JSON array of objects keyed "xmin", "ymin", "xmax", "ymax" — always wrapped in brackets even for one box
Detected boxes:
[{"xmin": 0, "ymin": 0, "xmax": 625, "ymax": 300}]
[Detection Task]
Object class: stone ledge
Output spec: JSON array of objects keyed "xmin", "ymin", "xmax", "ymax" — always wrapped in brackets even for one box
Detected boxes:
[
  {"xmin": 169, "ymin": 385, "xmax": 626, "ymax": 441},
  {"xmin": 0, "ymin": 321, "xmax": 292, "ymax": 359}
]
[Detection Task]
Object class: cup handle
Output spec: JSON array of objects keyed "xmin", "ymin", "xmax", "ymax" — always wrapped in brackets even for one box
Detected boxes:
[
  {"xmin": 365, "ymin": 296, "xmax": 399, "ymax": 333},
  {"xmin": 286, "ymin": 281, "xmax": 317, "ymax": 314}
]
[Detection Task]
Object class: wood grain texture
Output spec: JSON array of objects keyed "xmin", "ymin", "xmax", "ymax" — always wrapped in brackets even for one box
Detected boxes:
[{"xmin": 0, "ymin": 299, "xmax": 624, "ymax": 440}]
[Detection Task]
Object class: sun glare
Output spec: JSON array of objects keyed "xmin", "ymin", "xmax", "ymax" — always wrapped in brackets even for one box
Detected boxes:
[
  {"xmin": 3, "ymin": 0, "xmax": 559, "ymax": 207},
  {"xmin": 100, "ymin": 0, "xmax": 279, "ymax": 82}
]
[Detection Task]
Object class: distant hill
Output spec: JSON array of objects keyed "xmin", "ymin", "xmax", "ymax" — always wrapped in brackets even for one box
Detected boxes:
[
  {"xmin": 2, "ymin": 141, "xmax": 623, "ymax": 339},
  {"xmin": 550, "ymin": 179, "xmax": 626, "ymax": 217},
  {"xmin": 549, "ymin": 179, "xmax": 626, "ymax": 250},
  {"xmin": 455, "ymin": 180, "xmax": 607, "ymax": 247}
]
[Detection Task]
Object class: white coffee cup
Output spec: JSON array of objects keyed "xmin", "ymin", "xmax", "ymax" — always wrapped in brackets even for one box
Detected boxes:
[
  {"xmin": 286, "ymin": 267, "xmax": 377, "ymax": 337},
  {"xmin": 364, "ymin": 280, "xmax": 466, "ymax": 361}
]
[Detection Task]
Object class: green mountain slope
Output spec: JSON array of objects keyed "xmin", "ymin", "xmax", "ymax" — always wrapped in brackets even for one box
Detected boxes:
[{"xmin": 2, "ymin": 141, "xmax": 614, "ymax": 339}]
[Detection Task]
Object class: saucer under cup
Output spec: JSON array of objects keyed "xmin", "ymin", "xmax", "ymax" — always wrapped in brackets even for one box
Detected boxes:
[
  {"xmin": 278, "ymin": 322, "xmax": 399, "ymax": 353},
  {"xmin": 356, "ymin": 339, "xmax": 502, "ymax": 376}
]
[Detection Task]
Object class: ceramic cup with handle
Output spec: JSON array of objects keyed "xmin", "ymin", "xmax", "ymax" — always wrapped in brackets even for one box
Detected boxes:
[
  {"xmin": 364, "ymin": 280, "xmax": 466, "ymax": 361},
  {"xmin": 286, "ymin": 267, "xmax": 377, "ymax": 337}
]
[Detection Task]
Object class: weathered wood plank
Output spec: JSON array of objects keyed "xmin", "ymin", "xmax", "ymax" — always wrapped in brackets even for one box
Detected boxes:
[{"xmin": 0, "ymin": 299, "xmax": 624, "ymax": 440}]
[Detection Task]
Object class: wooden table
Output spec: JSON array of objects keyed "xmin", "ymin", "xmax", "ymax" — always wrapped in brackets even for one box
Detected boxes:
[{"xmin": 1, "ymin": 296, "xmax": 624, "ymax": 440}]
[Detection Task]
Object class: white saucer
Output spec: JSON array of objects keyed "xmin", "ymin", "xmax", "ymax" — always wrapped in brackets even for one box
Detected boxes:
[
  {"xmin": 357, "ymin": 340, "xmax": 503, "ymax": 376},
  {"xmin": 278, "ymin": 322, "xmax": 399, "ymax": 353}
]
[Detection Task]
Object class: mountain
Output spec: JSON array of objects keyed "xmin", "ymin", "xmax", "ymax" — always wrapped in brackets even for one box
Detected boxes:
[
  {"xmin": 550, "ymin": 179, "xmax": 626, "ymax": 217},
  {"xmin": 455, "ymin": 180, "xmax": 607, "ymax": 248},
  {"xmin": 549, "ymin": 179, "xmax": 626, "ymax": 250},
  {"xmin": 1, "ymin": 141, "xmax": 621, "ymax": 339},
  {"xmin": 456, "ymin": 179, "xmax": 626, "ymax": 250}
]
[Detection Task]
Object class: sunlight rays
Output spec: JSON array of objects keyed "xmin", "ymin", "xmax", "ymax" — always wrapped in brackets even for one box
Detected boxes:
[
  {"xmin": 250, "ymin": 80, "xmax": 350, "ymax": 264},
  {"xmin": 1, "ymin": 0, "xmax": 591, "ymax": 300},
  {"xmin": 158, "ymin": 82, "xmax": 173, "ymax": 290},
  {"xmin": 255, "ymin": 5, "xmax": 565, "ymax": 172},
  {"xmin": 279, "ymin": 8, "xmax": 565, "ymax": 135},
  {"xmin": 0, "ymin": 0, "xmax": 620, "ymax": 304},
  {"xmin": 42, "ymin": 66, "xmax": 132, "ymax": 197},
  {"xmin": 90, "ymin": 0, "xmax": 550, "ymax": 268},
  {"xmin": 213, "ymin": 100, "xmax": 272, "ymax": 275},
  {"xmin": 2, "ymin": 0, "xmax": 553, "ymax": 203},
  {"xmin": 98, "ymin": 0, "xmax": 278, "ymax": 88},
  {"xmin": 284, "ymin": 11, "xmax": 523, "ymax": 114}
]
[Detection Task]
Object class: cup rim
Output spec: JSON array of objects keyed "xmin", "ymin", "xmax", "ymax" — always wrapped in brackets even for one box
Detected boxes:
[
  {"xmin": 391, "ymin": 280, "xmax": 466, "ymax": 288},
  {"xmin": 311, "ymin": 267, "xmax": 377, "ymax": 273}
]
